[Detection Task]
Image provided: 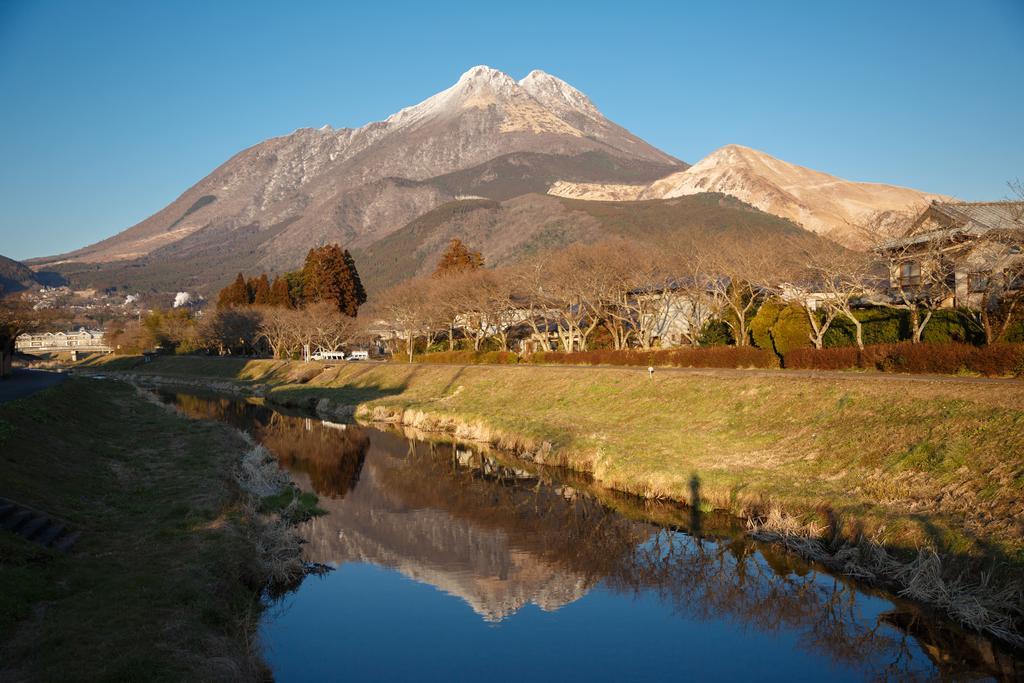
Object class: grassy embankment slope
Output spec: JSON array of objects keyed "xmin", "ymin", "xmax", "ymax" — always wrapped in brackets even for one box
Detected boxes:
[
  {"xmin": 0, "ymin": 379, "xmax": 272, "ymax": 681},
  {"xmin": 81, "ymin": 355, "xmax": 1024, "ymax": 567}
]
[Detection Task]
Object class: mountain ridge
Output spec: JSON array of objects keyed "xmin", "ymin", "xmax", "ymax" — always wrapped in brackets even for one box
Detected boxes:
[
  {"xmin": 548, "ymin": 144, "xmax": 950, "ymax": 247},
  {"xmin": 33, "ymin": 65, "xmax": 682, "ymax": 286}
]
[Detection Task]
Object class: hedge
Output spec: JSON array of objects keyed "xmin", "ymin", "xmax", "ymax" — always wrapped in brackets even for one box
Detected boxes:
[
  {"xmin": 412, "ymin": 350, "xmax": 520, "ymax": 365},
  {"xmin": 784, "ymin": 342, "xmax": 1024, "ymax": 376},
  {"xmin": 823, "ymin": 308, "xmax": 983, "ymax": 347},
  {"xmin": 527, "ymin": 347, "xmax": 780, "ymax": 369},
  {"xmin": 410, "ymin": 347, "xmax": 780, "ymax": 369}
]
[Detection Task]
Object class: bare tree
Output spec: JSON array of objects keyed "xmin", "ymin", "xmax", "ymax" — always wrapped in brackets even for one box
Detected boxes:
[
  {"xmin": 509, "ymin": 257, "xmax": 557, "ymax": 353},
  {"xmin": 660, "ymin": 240, "xmax": 718, "ymax": 347},
  {"xmin": 0, "ymin": 295, "xmax": 42, "ymax": 377},
  {"xmin": 198, "ymin": 308, "xmax": 263, "ymax": 355},
  {"xmin": 545, "ymin": 245, "xmax": 605, "ymax": 351},
  {"xmin": 862, "ymin": 214, "xmax": 956, "ymax": 344},
  {"xmin": 257, "ymin": 306, "xmax": 301, "ymax": 359},
  {"xmin": 793, "ymin": 246, "xmax": 878, "ymax": 350},
  {"xmin": 966, "ymin": 231, "xmax": 1024, "ymax": 344},
  {"xmin": 375, "ymin": 277, "xmax": 435, "ymax": 362},
  {"xmin": 702, "ymin": 238, "xmax": 779, "ymax": 346},
  {"xmin": 305, "ymin": 301, "xmax": 359, "ymax": 354}
]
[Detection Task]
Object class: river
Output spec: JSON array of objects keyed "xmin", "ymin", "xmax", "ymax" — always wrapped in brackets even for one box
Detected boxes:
[{"xmin": 156, "ymin": 389, "xmax": 1021, "ymax": 681}]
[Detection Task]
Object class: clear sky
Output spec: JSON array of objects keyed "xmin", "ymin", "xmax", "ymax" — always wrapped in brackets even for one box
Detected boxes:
[{"xmin": 1, "ymin": 0, "xmax": 1022, "ymax": 260}]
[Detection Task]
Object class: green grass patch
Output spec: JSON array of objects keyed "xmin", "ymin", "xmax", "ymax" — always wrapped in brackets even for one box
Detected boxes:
[
  {"xmin": 0, "ymin": 379, "xmax": 268, "ymax": 680},
  {"xmin": 259, "ymin": 489, "xmax": 324, "ymax": 519}
]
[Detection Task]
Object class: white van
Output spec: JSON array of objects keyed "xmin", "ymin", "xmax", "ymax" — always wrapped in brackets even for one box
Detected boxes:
[
  {"xmin": 310, "ymin": 351, "xmax": 347, "ymax": 361},
  {"xmin": 347, "ymin": 350, "xmax": 370, "ymax": 361}
]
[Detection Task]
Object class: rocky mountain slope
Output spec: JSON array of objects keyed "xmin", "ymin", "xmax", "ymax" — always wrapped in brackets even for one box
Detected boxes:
[
  {"xmin": 33, "ymin": 66, "xmax": 682, "ymax": 294},
  {"xmin": 31, "ymin": 66, "xmax": 951, "ymax": 296},
  {"xmin": 548, "ymin": 145, "xmax": 949, "ymax": 248}
]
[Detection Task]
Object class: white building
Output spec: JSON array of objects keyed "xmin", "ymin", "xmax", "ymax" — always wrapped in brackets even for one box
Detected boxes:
[{"xmin": 15, "ymin": 328, "xmax": 111, "ymax": 354}]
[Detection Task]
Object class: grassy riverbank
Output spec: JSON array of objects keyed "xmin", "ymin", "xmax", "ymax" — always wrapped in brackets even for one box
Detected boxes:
[
  {"xmin": 0, "ymin": 378, "xmax": 277, "ymax": 680},
  {"xmin": 80, "ymin": 356, "xmax": 1024, "ymax": 563}
]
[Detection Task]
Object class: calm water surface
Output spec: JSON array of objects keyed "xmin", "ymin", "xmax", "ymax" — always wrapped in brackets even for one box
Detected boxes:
[{"xmin": 159, "ymin": 390, "xmax": 1022, "ymax": 682}]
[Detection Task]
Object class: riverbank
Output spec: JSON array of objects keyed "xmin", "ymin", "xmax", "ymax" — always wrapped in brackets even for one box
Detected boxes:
[
  {"xmin": 77, "ymin": 355, "xmax": 1024, "ymax": 644},
  {"xmin": 0, "ymin": 378, "xmax": 303, "ymax": 680}
]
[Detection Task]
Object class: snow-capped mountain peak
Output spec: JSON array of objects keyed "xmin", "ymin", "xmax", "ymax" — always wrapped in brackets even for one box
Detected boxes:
[{"xmin": 519, "ymin": 69, "xmax": 601, "ymax": 120}]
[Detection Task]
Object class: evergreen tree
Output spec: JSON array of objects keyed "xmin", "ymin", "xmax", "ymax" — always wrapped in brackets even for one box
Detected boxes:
[
  {"xmin": 217, "ymin": 273, "xmax": 250, "ymax": 309},
  {"xmin": 252, "ymin": 273, "xmax": 272, "ymax": 305},
  {"xmin": 301, "ymin": 244, "xmax": 367, "ymax": 316},
  {"xmin": 434, "ymin": 238, "xmax": 484, "ymax": 277},
  {"xmin": 245, "ymin": 276, "xmax": 258, "ymax": 304},
  {"xmin": 284, "ymin": 271, "xmax": 306, "ymax": 307},
  {"xmin": 343, "ymin": 249, "xmax": 367, "ymax": 312},
  {"xmin": 268, "ymin": 276, "xmax": 293, "ymax": 308}
]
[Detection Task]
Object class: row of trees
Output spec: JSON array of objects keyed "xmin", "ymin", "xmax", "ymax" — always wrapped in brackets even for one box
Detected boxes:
[
  {"xmin": 373, "ymin": 221, "xmax": 1024, "ymax": 359},
  {"xmin": 216, "ymin": 244, "xmax": 367, "ymax": 316},
  {"xmin": 105, "ymin": 302, "xmax": 365, "ymax": 359}
]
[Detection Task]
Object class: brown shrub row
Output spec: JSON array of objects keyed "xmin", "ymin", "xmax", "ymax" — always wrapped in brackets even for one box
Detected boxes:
[
  {"xmin": 413, "ymin": 350, "xmax": 520, "ymax": 365},
  {"xmin": 784, "ymin": 342, "xmax": 1024, "ymax": 376},
  {"xmin": 412, "ymin": 347, "xmax": 779, "ymax": 369},
  {"xmin": 528, "ymin": 347, "xmax": 779, "ymax": 369}
]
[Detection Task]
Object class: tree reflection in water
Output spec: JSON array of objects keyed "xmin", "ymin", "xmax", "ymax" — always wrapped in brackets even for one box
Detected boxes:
[{"xmin": 160, "ymin": 391, "xmax": 1020, "ymax": 680}]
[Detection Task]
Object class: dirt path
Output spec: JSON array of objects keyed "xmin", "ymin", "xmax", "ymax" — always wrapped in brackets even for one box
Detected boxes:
[{"xmin": 390, "ymin": 361, "xmax": 1024, "ymax": 386}]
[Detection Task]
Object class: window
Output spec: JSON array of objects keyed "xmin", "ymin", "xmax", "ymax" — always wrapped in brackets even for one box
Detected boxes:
[{"xmin": 899, "ymin": 262, "xmax": 921, "ymax": 287}]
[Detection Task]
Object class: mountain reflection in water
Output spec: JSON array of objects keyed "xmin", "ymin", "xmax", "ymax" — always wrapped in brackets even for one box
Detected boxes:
[{"xmin": 160, "ymin": 390, "xmax": 1021, "ymax": 681}]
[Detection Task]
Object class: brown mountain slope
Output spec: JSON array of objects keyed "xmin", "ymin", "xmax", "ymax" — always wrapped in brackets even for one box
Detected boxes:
[
  {"xmin": 33, "ymin": 66, "xmax": 682, "ymax": 281},
  {"xmin": 0, "ymin": 254, "xmax": 41, "ymax": 294},
  {"xmin": 41, "ymin": 149, "xmax": 679, "ymax": 296},
  {"xmin": 354, "ymin": 192, "xmax": 832, "ymax": 296},
  {"xmin": 549, "ymin": 144, "xmax": 950, "ymax": 248}
]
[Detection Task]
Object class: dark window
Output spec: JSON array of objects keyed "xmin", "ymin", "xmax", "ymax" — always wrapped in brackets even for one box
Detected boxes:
[{"xmin": 899, "ymin": 262, "xmax": 921, "ymax": 287}]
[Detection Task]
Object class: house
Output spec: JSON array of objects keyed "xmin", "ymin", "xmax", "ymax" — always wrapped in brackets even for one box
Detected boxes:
[
  {"xmin": 15, "ymin": 328, "xmax": 111, "ymax": 355},
  {"xmin": 879, "ymin": 201, "xmax": 1024, "ymax": 309}
]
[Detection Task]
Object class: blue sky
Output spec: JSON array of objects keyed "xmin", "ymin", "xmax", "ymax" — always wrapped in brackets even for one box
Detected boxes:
[{"xmin": 1, "ymin": 0, "xmax": 1022, "ymax": 260}]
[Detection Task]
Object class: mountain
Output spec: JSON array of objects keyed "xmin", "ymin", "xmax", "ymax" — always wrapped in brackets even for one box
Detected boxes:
[
  {"xmin": 0, "ymin": 254, "xmax": 41, "ymax": 294},
  {"xmin": 355, "ymin": 192, "xmax": 835, "ymax": 295},
  {"xmin": 34, "ymin": 66, "xmax": 682, "ymax": 294},
  {"xmin": 549, "ymin": 145, "xmax": 950, "ymax": 248}
]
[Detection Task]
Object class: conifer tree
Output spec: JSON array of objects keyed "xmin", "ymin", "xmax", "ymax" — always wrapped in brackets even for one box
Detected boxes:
[
  {"xmin": 252, "ymin": 273, "xmax": 272, "ymax": 305},
  {"xmin": 301, "ymin": 244, "xmax": 367, "ymax": 316},
  {"xmin": 434, "ymin": 238, "xmax": 484, "ymax": 277},
  {"xmin": 268, "ymin": 276, "xmax": 293, "ymax": 308},
  {"xmin": 217, "ymin": 273, "xmax": 250, "ymax": 309}
]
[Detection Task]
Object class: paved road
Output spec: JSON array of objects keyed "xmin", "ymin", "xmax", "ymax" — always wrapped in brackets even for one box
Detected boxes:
[{"xmin": 0, "ymin": 369, "xmax": 66, "ymax": 405}]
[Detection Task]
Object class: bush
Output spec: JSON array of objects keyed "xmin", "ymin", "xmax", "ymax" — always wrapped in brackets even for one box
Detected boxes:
[
  {"xmin": 751, "ymin": 300, "xmax": 811, "ymax": 357},
  {"xmin": 697, "ymin": 319, "xmax": 733, "ymax": 347},
  {"xmin": 824, "ymin": 308, "xmax": 904, "ymax": 347},
  {"xmin": 749, "ymin": 301, "xmax": 780, "ymax": 352},
  {"xmin": 921, "ymin": 309, "xmax": 984, "ymax": 345},
  {"xmin": 785, "ymin": 342, "xmax": 1024, "ymax": 376}
]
